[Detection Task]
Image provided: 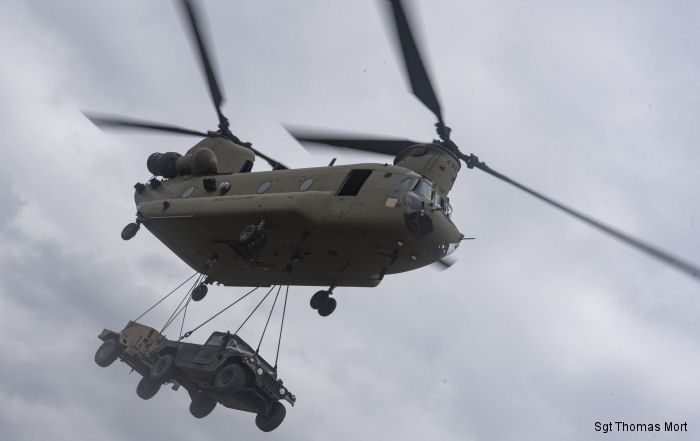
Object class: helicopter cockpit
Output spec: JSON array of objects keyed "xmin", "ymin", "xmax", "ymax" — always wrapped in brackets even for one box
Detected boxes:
[{"xmin": 411, "ymin": 178, "xmax": 452, "ymax": 219}]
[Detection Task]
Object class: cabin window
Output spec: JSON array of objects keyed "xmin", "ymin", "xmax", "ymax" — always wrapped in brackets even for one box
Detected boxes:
[
  {"xmin": 337, "ymin": 169, "xmax": 372, "ymax": 196},
  {"xmin": 299, "ymin": 178, "xmax": 314, "ymax": 192},
  {"xmin": 258, "ymin": 181, "xmax": 271, "ymax": 194}
]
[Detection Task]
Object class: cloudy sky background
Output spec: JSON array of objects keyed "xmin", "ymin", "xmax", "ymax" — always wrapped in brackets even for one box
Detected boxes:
[{"xmin": 1, "ymin": 0, "xmax": 699, "ymax": 440}]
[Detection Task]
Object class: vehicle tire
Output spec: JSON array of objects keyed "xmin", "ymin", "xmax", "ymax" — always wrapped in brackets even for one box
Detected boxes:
[
  {"xmin": 191, "ymin": 284, "xmax": 208, "ymax": 302},
  {"xmin": 136, "ymin": 377, "xmax": 160, "ymax": 400},
  {"xmin": 149, "ymin": 354, "xmax": 175, "ymax": 383},
  {"xmin": 255, "ymin": 402, "xmax": 286, "ymax": 432},
  {"xmin": 94, "ymin": 339, "xmax": 121, "ymax": 367},
  {"xmin": 189, "ymin": 392, "xmax": 217, "ymax": 418},
  {"xmin": 310, "ymin": 290, "xmax": 328, "ymax": 310},
  {"xmin": 318, "ymin": 297, "xmax": 337, "ymax": 317},
  {"xmin": 214, "ymin": 364, "xmax": 246, "ymax": 393}
]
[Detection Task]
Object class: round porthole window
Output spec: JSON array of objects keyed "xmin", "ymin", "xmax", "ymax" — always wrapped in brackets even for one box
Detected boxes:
[
  {"xmin": 182, "ymin": 186, "xmax": 195, "ymax": 198},
  {"xmin": 257, "ymin": 181, "xmax": 271, "ymax": 194},
  {"xmin": 219, "ymin": 182, "xmax": 231, "ymax": 195},
  {"xmin": 299, "ymin": 178, "xmax": 313, "ymax": 192}
]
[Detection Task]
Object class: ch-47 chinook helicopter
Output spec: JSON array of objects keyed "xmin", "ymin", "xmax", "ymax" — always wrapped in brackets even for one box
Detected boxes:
[{"xmin": 86, "ymin": 0, "xmax": 700, "ymax": 317}]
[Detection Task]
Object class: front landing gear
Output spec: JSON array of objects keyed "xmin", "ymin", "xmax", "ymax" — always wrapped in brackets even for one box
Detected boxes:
[{"xmin": 310, "ymin": 288, "xmax": 337, "ymax": 317}]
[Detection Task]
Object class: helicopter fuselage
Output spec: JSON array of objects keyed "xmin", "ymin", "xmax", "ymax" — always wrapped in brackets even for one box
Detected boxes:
[{"xmin": 135, "ymin": 141, "xmax": 463, "ymax": 288}]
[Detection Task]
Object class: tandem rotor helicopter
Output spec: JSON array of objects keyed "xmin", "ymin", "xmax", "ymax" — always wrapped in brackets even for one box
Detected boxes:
[{"xmin": 86, "ymin": 0, "xmax": 700, "ymax": 318}]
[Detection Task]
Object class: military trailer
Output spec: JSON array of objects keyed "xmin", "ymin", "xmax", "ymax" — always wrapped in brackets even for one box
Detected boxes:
[
  {"xmin": 94, "ymin": 321, "xmax": 173, "ymax": 399},
  {"xmin": 150, "ymin": 331, "xmax": 295, "ymax": 432},
  {"xmin": 95, "ymin": 322, "xmax": 294, "ymax": 431}
]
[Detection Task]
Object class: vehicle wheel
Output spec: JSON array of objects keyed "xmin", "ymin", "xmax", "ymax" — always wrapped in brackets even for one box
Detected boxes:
[
  {"xmin": 94, "ymin": 339, "xmax": 121, "ymax": 367},
  {"xmin": 121, "ymin": 222, "xmax": 140, "ymax": 240},
  {"xmin": 191, "ymin": 284, "xmax": 208, "ymax": 302},
  {"xmin": 255, "ymin": 402, "xmax": 286, "ymax": 432},
  {"xmin": 149, "ymin": 354, "xmax": 175, "ymax": 383},
  {"xmin": 310, "ymin": 290, "xmax": 328, "ymax": 310},
  {"xmin": 318, "ymin": 297, "xmax": 337, "ymax": 317},
  {"xmin": 189, "ymin": 391, "xmax": 217, "ymax": 418},
  {"xmin": 214, "ymin": 364, "xmax": 246, "ymax": 393},
  {"xmin": 136, "ymin": 377, "xmax": 160, "ymax": 400}
]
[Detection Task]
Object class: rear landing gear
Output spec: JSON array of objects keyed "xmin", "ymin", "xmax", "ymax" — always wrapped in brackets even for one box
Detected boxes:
[
  {"xmin": 310, "ymin": 288, "xmax": 337, "ymax": 317},
  {"xmin": 192, "ymin": 274, "xmax": 214, "ymax": 302},
  {"xmin": 121, "ymin": 222, "xmax": 140, "ymax": 240},
  {"xmin": 191, "ymin": 283, "xmax": 208, "ymax": 302}
]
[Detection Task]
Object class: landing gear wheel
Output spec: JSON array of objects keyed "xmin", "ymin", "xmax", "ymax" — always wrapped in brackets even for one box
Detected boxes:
[
  {"xmin": 318, "ymin": 297, "xmax": 337, "ymax": 317},
  {"xmin": 191, "ymin": 284, "xmax": 208, "ymax": 302},
  {"xmin": 94, "ymin": 339, "xmax": 121, "ymax": 367},
  {"xmin": 136, "ymin": 377, "xmax": 160, "ymax": 400},
  {"xmin": 214, "ymin": 364, "xmax": 246, "ymax": 393},
  {"xmin": 310, "ymin": 290, "xmax": 328, "ymax": 310},
  {"xmin": 189, "ymin": 391, "xmax": 217, "ymax": 418},
  {"xmin": 149, "ymin": 354, "xmax": 175, "ymax": 383},
  {"xmin": 121, "ymin": 222, "xmax": 140, "ymax": 241},
  {"xmin": 255, "ymin": 402, "xmax": 286, "ymax": 432}
]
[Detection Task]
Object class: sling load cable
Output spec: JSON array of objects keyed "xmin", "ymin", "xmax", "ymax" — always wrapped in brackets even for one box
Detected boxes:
[
  {"xmin": 255, "ymin": 285, "xmax": 283, "ymax": 354},
  {"xmin": 133, "ymin": 271, "xmax": 198, "ymax": 322},
  {"xmin": 233, "ymin": 285, "xmax": 278, "ymax": 336},
  {"xmin": 180, "ymin": 285, "xmax": 262, "ymax": 340},
  {"xmin": 273, "ymin": 285, "xmax": 290, "ymax": 372},
  {"xmin": 179, "ymin": 295, "xmax": 191, "ymax": 340},
  {"xmin": 160, "ymin": 273, "xmax": 204, "ymax": 334}
]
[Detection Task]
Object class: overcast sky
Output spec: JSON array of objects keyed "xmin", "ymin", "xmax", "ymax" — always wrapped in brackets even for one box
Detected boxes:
[{"xmin": 1, "ymin": 1, "xmax": 699, "ymax": 440}]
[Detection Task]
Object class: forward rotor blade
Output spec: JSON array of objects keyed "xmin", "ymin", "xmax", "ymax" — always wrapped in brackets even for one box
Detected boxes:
[
  {"xmin": 250, "ymin": 147, "xmax": 288, "ymax": 170},
  {"xmin": 287, "ymin": 127, "xmax": 419, "ymax": 156},
  {"xmin": 84, "ymin": 112, "xmax": 209, "ymax": 137},
  {"xmin": 179, "ymin": 0, "xmax": 226, "ymax": 125},
  {"xmin": 472, "ymin": 160, "xmax": 700, "ymax": 280},
  {"xmin": 386, "ymin": 0, "xmax": 443, "ymax": 124},
  {"xmin": 435, "ymin": 257, "xmax": 456, "ymax": 271}
]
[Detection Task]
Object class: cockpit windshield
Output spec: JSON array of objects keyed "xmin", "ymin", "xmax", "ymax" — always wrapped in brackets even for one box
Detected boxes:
[
  {"xmin": 411, "ymin": 178, "xmax": 452, "ymax": 219},
  {"xmin": 412, "ymin": 179, "xmax": 433, "ymax": 201}
]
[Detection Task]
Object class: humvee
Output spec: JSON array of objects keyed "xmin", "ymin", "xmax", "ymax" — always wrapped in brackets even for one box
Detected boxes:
[
  {"xmin": 150, "ymin": 331, "xmax": 295, "ymax": 432},
  {"xmin": 94, "ymin": 322, "xmax": 294, "ymax": 431}
]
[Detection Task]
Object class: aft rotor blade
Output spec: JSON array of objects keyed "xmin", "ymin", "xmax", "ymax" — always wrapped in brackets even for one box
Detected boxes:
[
  {"xmin": 472, "ymin": 160, "xmax": 700, "ymax": 280},
  {"xmin": 288, "ymin": 128, "xmax": 419, "ymax": 156},
  {"xmin": 84, "ymin": 112, "xmax": 209, "ymax": 137},
  {"xmin": 386, "ymin": 0, "xmax": 443, "ymax": 124},
  {"xmin": 179, "ymin": 0, "xmax": 226, "ymax": 126}
]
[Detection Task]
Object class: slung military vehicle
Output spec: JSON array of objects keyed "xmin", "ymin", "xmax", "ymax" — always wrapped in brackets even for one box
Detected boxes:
[
  {"xmin": 86, "ymin": 0, "xmax": 699, "ymax": 319},
  {"xmin": 151, "ymin": 331, "xmax": 294, "ymax": 431},
  {"xmin": 95, "ymin": 322, "xmax": 293, "ymax": 431}
]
